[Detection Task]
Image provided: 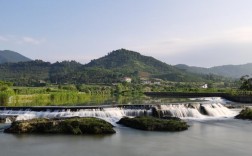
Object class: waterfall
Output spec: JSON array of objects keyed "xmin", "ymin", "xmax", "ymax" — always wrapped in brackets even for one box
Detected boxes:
[
  {"xmin": 158, "ymin": 103, "xmax": 237, "ymax": 119},
  {"xmin": 5, "ymin": 117, "xmax": 12, "ymax": 124},
  {"xmin": 200, "ymin": 103, "xmax": 236, "ymax": 117},
  {"xmin": 0, "ymin": 107, "xmax": 152, "ymax": 123},
  {"xmin": 0, "ymin": 103, "xmax": 237, "ymax": 124},
  {"xmin": 158, "ymin": 104, "xmax": 205, "ymax": 118}
]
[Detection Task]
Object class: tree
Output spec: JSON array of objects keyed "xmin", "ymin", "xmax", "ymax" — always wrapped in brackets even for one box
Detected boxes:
[
  {"xmin": 0, "ymin": 81, "xmax": 15, "ymax": 105},
  {"xmin": 239, "ymin": 75, "xmax": 252, "ymax": 90}
]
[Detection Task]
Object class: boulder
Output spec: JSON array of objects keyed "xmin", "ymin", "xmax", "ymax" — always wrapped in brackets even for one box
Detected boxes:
[
  {"xmin": 0, "ymin": 116, "xmax": 16, "ymax": 124},
  {"xmin": 4, "ymin": 117, "xmax": 116, "ymax": 134}
]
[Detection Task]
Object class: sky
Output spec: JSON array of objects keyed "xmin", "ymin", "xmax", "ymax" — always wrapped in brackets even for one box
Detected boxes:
[{"xmin": 1, "ymin": 0, "xmax": 252, "ymax": 67}]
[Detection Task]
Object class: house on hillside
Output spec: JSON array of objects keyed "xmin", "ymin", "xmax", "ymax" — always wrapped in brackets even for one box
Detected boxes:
[
  {"xmin": 201, "ymin": 84, "xmax": 208, "ymax": 89},
  {"xmin": 122, "ymin": 77, "xmax": 132, "ymax": 83},
  {"xmin": 140, "ymin": 78, "xmax": 162, "ymax": 85}
]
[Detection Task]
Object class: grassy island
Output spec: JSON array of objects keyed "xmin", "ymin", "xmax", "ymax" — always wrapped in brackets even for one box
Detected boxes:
[
  {"xmin": 235, "ymin": 108, "xmax": 252, "ymax": 120},
  {"xmin": 4, "ymin": 117, "xmax": 116, "ymax": 135},
  {"xmin": 117, "ymin": 116, "xmax": 189, "ymax": 131}
]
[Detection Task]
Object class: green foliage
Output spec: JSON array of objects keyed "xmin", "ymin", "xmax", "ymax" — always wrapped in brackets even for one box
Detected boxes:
[
  {"xmin": 49, "ymin": 61, "xmax": 82, "ymax": 84},
  {"xmin": 0, "ymin": 60, "xmax": 50, "ymax": 86},
  {"xmin": 0, "ymin": 49, "xmax": 232, "ymax": 85},
  {"xmin": 235, "ymin": 108, "xmax": 252, "ymax": 120},
  {"xmin": 113, "ymin": 83, "xmax": 143, "ymax": 96},
  {"xmin": 117, "ymin": 116, "xmax": 189, "ymax": 131},
  {"xmin": 239, "ymin": 75, "xmax": 252, "ymax": 90},
  {"xmin": 0, "ymin": 81, "xmax": 15, "ymax": 105}
]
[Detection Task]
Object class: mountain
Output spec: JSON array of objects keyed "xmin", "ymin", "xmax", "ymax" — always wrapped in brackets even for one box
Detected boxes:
[
  {"xmin": 0, "ymin": 49, "xmax": 227, "ymax": 85},
  {"xmin": 0, "ymin": 50, "xmax": 32, "ymax": 64},
  {"xmin": 175, "ymin": 63, "xmax": 252, "ymax": 78},
  {"xmin": 84, "ymin": 49, "xmax": 223, "ymax": 82},
  {"xmin": 85, "ymin": 49, "xmax": 178, "ymax": 74}
]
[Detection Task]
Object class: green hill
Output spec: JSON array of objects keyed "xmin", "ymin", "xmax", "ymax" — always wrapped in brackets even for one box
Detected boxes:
[
  {"xmin": 0, "ymin": 50, "xmax": 32, "ymax": 64},
  {"xmin": 86, "ymin": 49, "xmax": 178, "ymax": 74},
  {"xmin": 0, "ymin": 49, "xmax": 227, "ymax": 85},
  {"xmin": 84, "ymin": 49, "xmax": 223, "ymax": 82}
]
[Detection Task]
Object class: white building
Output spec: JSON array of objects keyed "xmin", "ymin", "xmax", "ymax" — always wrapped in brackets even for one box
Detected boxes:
[
  {"xmin": 201, "ymin": 84, "xmax": 208, "ymax": 89},
  {"xmin": 122, "ymin": 77, "xmax": 132, "ymax": 83}
]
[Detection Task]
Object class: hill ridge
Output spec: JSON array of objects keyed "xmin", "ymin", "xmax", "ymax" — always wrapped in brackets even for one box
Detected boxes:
[
  {"xmin": 0, "ymin": 50, "xmax": 32, "ymax": 64},
  {"xmin": 175, "ymin": 63, "xmax": 252, "ymax": 78}
]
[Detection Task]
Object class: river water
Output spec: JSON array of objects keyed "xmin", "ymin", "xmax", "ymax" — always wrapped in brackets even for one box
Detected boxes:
[{"xmin": 0, "ymin": 97, "xmax": 252, "ymax": 156}]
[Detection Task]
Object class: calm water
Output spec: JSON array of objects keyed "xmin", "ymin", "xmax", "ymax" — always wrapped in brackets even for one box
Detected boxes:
[{"xmin": 1, "ymin": 118, "xmax": 252, "ymax": 156}]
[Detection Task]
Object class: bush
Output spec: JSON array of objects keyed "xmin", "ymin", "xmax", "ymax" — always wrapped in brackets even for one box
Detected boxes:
[{"xmin": 235, "ymin": 108, "xmax": 252, "ymax": 120}]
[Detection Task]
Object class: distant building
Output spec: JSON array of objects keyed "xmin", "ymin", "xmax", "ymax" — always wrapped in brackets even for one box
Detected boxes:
[
  {"xmin": 201, "ymin": 84, "xmax": 208, "ymax": 89},
  {"xmin": 142, "ymin": 80, "xmax": 152, "ymax": 84},
  {"xmin": 122, "ymin": 77, "xmax": 132, "ymax": 83},
  {"xmin": 140, "ymin": 78, "xmax": 162, "ymax": 85},
  {"xmin": 153, "ymin": 81, "xmax": 161, "ymax": 85}
]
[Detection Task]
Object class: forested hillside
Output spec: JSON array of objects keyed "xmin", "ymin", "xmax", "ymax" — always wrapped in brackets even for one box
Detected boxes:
[{"xmin": 0, "ymin": 49, "xmax": 228, "ymax": 86}]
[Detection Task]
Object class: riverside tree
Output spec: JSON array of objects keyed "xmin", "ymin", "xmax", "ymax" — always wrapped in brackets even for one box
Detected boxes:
[
  {"xmin": 0, "ymin": 81, "xmax": 15, "ymax": 105},
  {"xmin": 239, "ymin": 75, "xmax": 252, "ymax": 90}
]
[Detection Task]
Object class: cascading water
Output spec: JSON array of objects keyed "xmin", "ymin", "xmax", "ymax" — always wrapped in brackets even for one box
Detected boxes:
[
  {"xmin": 157, "ymin": 103, "xmax": 237, "ymax": 119},
  {"xmin": 0, "ymin": 107, "xmax": 152, "ymax": 125},
  {"xmin": 158, "ymin": 104, "xmax": 205, "ymax": 118},
  {"xmin": 0, "ymin": 102, "xmax": 238, "ymax": 124}
]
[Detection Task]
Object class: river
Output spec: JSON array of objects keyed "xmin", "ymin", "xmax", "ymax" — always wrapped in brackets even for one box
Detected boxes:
[{"xmin": 0, "ymin": 97, "xmax": 252, "ymax": 156}]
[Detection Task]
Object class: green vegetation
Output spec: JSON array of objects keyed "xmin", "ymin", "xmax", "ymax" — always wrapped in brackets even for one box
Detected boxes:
[
  {"xmin": 235, "ymin": 108, "xmax": 252, "ymax": 120},
  {"xmin": 1, "ymin": 83, "xmax": 146, "ymax": 106},
  {"xmin": 0, "ymin": 81, "xmax": 15, "ymax": 105},
  {"xmin": 4, "ymin": 117, "xmax": 116, "ymax": 134},
  {"xmin": 239, "ymin": 75, "xmax": 252, "ymax": 91},
  {"xmin": 0, "ymin": 49, "xmax": 248, "ymax": 106},
  {"xmin": 0, "ymin": 49, "xmax": 232, "ymax": 86},
  {"xmin": 117, "ymin": 116, "xmax": 189, "ymax": 131}
]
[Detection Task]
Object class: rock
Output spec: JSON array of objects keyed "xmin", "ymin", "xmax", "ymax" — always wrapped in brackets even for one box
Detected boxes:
[
  {"xmin": 0, "ymin": 116, "xmax": 16, "ymax": 124},
  {"xmin": 4, "ymin": 117, "xmax": 116, "ymax": 134},
  {"xmin": 235, "ymin": 107, "xmax": 252, "ymax": 120},
  {"xmin": 117, "ymin": 116, "xmax": 189, "ymax": 131}
]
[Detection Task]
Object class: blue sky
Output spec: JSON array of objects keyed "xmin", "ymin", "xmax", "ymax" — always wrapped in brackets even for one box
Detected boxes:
[{"xmin": 1, "ymin": 0, "xmax": 252, "ymax": 67}]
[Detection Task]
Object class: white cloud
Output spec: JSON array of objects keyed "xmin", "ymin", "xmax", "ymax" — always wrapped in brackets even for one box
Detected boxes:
[
  {"xmin": 131, "ymin": 27, "xmax": 252, "ymax": 56},
  {"xmin": 0, "ymin": 36, "xmax": 8, "ymax": 42},
  {"xmin": 18, "ymin": 37, "xmax": 46, "ymax": 45},
  {"xmin": 0, "ymin": 35, "xmax": 46, "ymax": 45}
]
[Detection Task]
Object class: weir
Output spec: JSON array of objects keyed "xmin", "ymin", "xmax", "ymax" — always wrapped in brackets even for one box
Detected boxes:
[{"xmin": 0, "ymin": 102, "xmax": 238, "ymax": 123}]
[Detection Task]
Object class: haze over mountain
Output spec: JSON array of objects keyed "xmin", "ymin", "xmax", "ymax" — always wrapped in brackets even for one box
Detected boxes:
[
  {"xmin": 0, "ymin": 50, "xmax": 32, "ymax": 64},
  {"xmin": 175, "ymin": 64, "xmax": 252, "ymax": 79}
]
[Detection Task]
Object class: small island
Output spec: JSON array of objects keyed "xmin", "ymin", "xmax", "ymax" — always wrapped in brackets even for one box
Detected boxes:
[
  {"xmin": 235, "ymin": 108, "xmax": 252, "ymax": 120},
  {"xmin": 4, "ymin": 117, "xmax": 116, "ymax": 135},
  {"xmin": 117, "ymin": 116, "xmax": 189, "ymax": 131}
]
